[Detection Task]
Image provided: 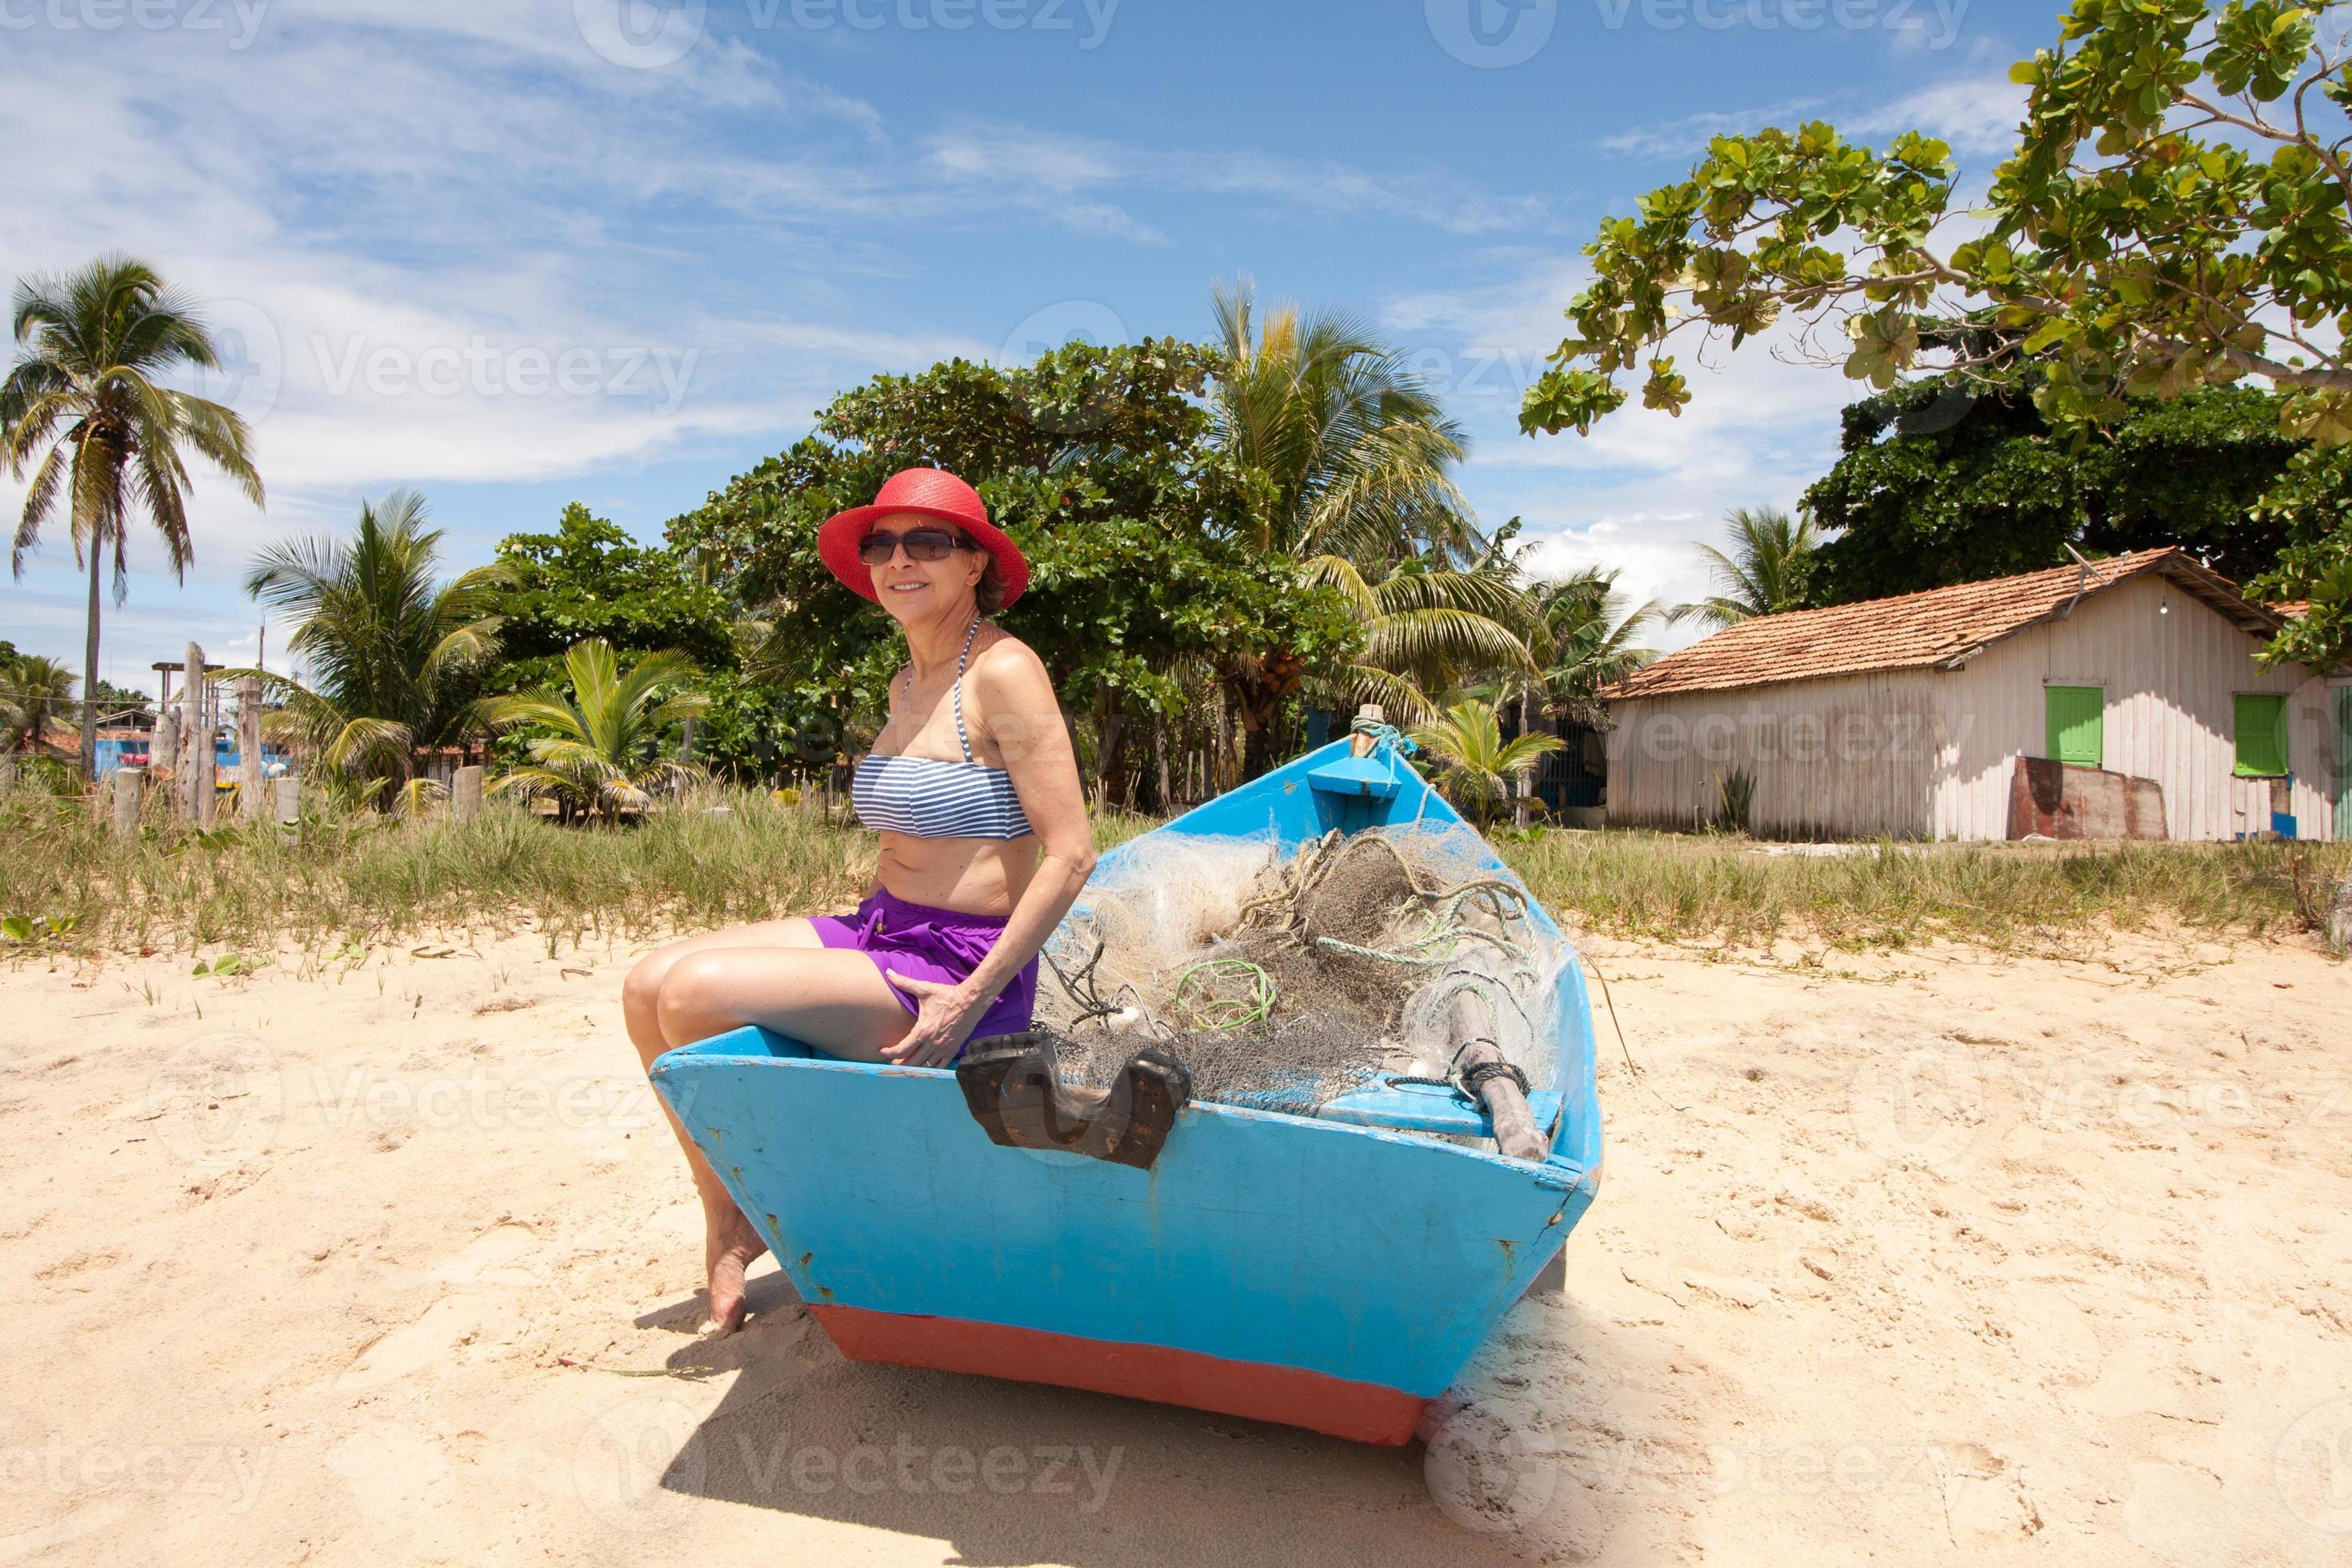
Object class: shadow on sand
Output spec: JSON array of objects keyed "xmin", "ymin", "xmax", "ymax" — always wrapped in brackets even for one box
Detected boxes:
[{"xmin": 614, "ymin": 1268, "xmax": 1628, "ymax": 1566}]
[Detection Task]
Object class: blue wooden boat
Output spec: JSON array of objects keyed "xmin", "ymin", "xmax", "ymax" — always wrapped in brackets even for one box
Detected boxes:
[{"xmin": 650, "ymin": 731, "xmax": 1604, "ymax": 1445}]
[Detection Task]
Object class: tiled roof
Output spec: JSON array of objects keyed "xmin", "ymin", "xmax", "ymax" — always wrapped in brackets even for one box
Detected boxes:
[{"xmin": 1604, "ymin": 548, "xmax": 2283, "ymax": 701}]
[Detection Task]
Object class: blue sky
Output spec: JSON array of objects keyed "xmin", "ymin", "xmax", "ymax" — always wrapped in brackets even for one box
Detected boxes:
[{"xmin": 1, "ymin": 0, "xmax": 2054, "ymax": 695}]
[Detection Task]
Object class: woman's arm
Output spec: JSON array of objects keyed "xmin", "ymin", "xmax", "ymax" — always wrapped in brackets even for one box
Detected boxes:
[{"xmin": 881, "ymin": 639, "xmax": 1096, "ymax": 1066}]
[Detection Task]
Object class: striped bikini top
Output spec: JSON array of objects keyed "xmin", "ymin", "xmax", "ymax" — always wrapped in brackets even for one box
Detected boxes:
[{"xmin": 850, "ymin": 618, "xmax": 1035, "ymax": 841}]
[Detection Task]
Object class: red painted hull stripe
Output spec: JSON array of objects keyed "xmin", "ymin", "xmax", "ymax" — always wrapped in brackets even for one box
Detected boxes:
[{"xmin": 807, "ymin": 1303, "xmax": 1428, "ymax": 1446}]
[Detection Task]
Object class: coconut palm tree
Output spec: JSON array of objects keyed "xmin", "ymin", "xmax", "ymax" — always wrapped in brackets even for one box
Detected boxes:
[
  {"xmin": 485, "ymin": 639, "xmax": 707, "ymax": 824},
  {"xmin": 1210, "ymin": 278, "xmax": 1481, "ymax": 566},
  {"xmin": 0, "ymin": 652, "xmax": 78, "ymax": 757},
  {"xmin": 240, "ymin": 490, "xmax": 506, "ymax": 802},
  {"xmin": 1208, "ymin": 280, "xmax": 1509, "ymax": 770},
  {"xmin": 1302, "ymin": 554, "xmax": 1537, "ymax": 730},
  {"xmin": 1, "ymin": 257, "xmax": 265, "ymax": 778},
  {"xmin": 1406, "ymin": 698, "xmax": 1564, "ymax": 827},
  {"xmin": 1670, "ymin": 506, "xmax": 1818, "ymax": 630},
  {"xmin": 1533, "ymin": 566, "xmax": 1662, "ymax": 724}
]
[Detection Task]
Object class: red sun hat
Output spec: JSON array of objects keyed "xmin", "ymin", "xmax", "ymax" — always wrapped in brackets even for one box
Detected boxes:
[{"xmin": 817, "ymin": 467, "xmax": 1030, "ymax": 610}]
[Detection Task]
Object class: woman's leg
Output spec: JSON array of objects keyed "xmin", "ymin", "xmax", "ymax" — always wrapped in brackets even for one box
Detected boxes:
[
  {"xmin": 622, "ymin": 919, "xmax": 881, "ymax": 1332},
  {"xmin": 650, "ymin": 945, "xmax": 920, "ymax": 1330}
]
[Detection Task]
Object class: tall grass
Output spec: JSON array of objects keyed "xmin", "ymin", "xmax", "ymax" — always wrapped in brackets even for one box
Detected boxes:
[
  {"xmin": 0, "ymin": 780, "xmax": 2339, "ymax": 955},
  {"xmin": 1501, "ymin": 828, "xmax": 2351, "ymax": 950}
]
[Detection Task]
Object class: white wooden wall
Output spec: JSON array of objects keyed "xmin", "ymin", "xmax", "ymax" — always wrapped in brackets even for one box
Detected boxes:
[
  {"xmin": 1937, "ymin": 576, "xmax": 2332, "ymax": 841},
  {"xmin": 1606, "ymin": 575, "xmax": 2340, "ymax": 841},
  {"xmin": 1605, "ymin": 668, "xmax": 1950, "ymax": 838}
]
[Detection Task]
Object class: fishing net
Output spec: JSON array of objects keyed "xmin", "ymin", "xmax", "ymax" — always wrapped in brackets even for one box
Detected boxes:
[{"xmin": 1034, "ymin": 822, "xmax": 1566, "ymax": 1118}]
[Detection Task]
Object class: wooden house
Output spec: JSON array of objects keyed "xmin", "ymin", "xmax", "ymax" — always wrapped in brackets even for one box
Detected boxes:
[{"xmin": 1599, "ymin": 549, "xmax": 2347, "ymax": 842}]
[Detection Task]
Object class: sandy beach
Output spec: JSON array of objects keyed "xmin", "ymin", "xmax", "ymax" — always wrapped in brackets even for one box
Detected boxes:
[{"xmin": 3, "ymin": 922, "xmax": 2348, "ymax": 1566}]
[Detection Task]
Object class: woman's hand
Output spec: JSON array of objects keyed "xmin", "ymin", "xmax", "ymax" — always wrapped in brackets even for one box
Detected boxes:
[{"xmin": 881, "ymin": 974, "xmax": 989, "ymax": 1067}]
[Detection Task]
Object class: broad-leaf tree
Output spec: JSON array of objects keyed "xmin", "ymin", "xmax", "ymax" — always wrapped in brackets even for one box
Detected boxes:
[
  {"xmin": 240, "ymin": 490, "xmax": 507, "ymax": 802},
  {"xmin": 669, "ymin": 339, "xmax": 1358, "ymax": 788},
  {"xmin": 1, "ymin": 256, "xmax": 264, "ymax": 775},
  {"xmin": 1805, "ymin": 378, "xmax": 2322, "ymax": 602},
  {"xmin": 1516, "ymin": 0, "xmax": 2352, "ymax": 661},
  {"xmin": 489, "ymin": 502, "xmax": 738, "ymax": 690}
]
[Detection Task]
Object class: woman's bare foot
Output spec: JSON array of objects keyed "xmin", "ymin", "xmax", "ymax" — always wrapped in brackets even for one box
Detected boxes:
[{"xmin": 704, "ymin": 1210, "xmax": 770, "ymax": 1334}]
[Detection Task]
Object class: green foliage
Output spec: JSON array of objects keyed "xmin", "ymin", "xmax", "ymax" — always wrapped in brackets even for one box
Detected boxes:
[
  {"xmin": 1520, "ymin": 1, "xmax": 2352, "ymax": 453},
  {"xmin": 239, "ymin": 490, "xmax": 507, "ymax": 797},
  {"xmin": 1406, "ymin": 698, "xmax": 1565, "ymax": 826},
  {"xmin": 486, "ymin": 639, "xmax": 708, "ymax": 824},
  {"xmin": 1672, "ymin": 506, "xmax": 1819, "ymax": 630},
  {"xmin": 2247, "ymin": 443, "xmax": 2352, "ymax": 667},
  {"xmin": 2, "ymin": 254, "xmax": 265, "ymax": 775},
  {"xmin": 1806, "ymin": 381, "xmax": 2317, "ymax": 603},
  {"xmin": 0, "ymin": 650, "xmax": 78, "ymax": 755},
  {"xmin": 1301, "ymin": 554, "xmax": 1534, "ymax": 727},
  {"xmin": 666, "ymin": 338, "xmax": 1359, "ymax": 770},
  {"xmin": 1523, "ymin": 566, "xmax": 1660, "ymax": 722},
  {"xmin": 488, "ymin": 502, "xmax": 738, "ymax": 691}
]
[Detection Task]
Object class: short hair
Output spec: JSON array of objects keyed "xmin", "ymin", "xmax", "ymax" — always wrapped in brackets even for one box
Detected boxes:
[{"xmin": 973, "ymin": 553, "xmax": 1006, "ymax": 617}]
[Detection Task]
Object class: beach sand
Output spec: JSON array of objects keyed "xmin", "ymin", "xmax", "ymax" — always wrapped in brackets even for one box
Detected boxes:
[{"xmin": 2, "ymin": 922, "xmax": 2347, "ymax": 1566}]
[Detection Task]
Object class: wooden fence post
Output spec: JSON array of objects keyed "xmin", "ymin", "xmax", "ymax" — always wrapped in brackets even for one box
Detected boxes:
[
  {"xmin": 273, "ymin": 775, "xmax": 301, "ymax": 838},
  {"xmin": 181, "ymin": 642, "xmax": 214, "ymax": 826},
  {"xmin": 237, "ymin": 676, "xmax": 265, "ymax": 823},
  {"xmin": 112, "ymin": 766, "xmax": 146, "ymax": 836},
  {"xmin": 453, "ymin": 765, "xmax": 484, "ymax": 822}
]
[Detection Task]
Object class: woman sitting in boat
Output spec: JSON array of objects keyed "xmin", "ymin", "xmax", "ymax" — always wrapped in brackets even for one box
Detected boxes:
[{"xmin": 623, "ymin": 466, "xmax": 1097, "ymax": 1332}]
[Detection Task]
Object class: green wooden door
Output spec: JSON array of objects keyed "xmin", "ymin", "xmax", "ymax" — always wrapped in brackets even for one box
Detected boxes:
[{"xmin": 2046, "ymin": 686, "xmax": 2104, "ymax": 768}]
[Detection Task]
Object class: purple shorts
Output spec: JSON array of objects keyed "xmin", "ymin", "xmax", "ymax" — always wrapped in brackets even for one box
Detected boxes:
[{"xmin": 810, "ymin": 886, "xmax": 1038, "ymax": 1054}]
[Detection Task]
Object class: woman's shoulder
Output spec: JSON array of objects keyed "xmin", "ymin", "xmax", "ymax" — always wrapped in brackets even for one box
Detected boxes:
[{"xmin": 970, "ymin": 626, "xmax": 1050, "ymax": 689}]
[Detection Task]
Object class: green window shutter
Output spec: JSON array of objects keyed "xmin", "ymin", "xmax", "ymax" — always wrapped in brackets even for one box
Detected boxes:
[
  {"xmin": 2234, "ymin": 694, "xmax": 2288, "ymax": 777},
  {"xmin": 2045, "ymin": 686, "xmax": 2103, "ymax": 767}
]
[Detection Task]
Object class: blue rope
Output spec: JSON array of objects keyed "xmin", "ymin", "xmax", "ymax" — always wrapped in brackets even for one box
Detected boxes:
[{"xmin": 1348, "ymin": 715, "xmax": 1418, "ymax": 756}]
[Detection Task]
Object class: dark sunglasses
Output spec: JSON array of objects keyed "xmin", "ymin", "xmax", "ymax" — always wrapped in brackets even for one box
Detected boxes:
[{"xmin": 857, "ymin": 526, "xmax": 974, "ymax": 565}]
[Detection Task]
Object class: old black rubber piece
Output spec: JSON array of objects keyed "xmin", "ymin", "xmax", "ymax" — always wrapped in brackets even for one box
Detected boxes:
[{"xmin": 956, "ymin": 1029, "xmax": 1193, "ymax": 1170}]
